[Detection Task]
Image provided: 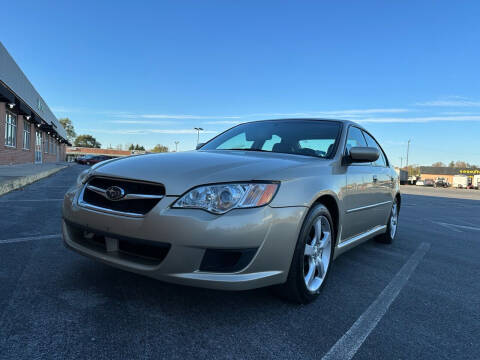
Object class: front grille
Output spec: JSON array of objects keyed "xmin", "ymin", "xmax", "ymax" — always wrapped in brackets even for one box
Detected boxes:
[
  {"xmin": 66, "ymin": 221, "xmax": 170, "ymax": 266},
  {"xmin": 80, "ymin": 176, "xmax": 165, "ymax": 216}
]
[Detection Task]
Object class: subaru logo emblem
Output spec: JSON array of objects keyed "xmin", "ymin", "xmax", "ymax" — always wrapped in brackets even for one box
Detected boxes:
[{"xmin": 105, "ymin": 186, "xmax": 125, "ymax": 201}]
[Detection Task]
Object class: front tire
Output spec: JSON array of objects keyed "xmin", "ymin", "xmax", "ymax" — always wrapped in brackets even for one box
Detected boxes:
[{"xmin": 275, "ymin": 204, "xmax": 335, "ymax": 304}]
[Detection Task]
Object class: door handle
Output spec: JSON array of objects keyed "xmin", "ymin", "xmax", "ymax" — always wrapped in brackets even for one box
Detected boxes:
[{"xmin": 372, "ymin": 175, "xmax": 378, "ymax": 183}]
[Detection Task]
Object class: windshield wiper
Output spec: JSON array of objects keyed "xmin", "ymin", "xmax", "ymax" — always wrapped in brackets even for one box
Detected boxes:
[{"xmin": 224, "ymin": 148, "xmax": 270, "ymax": 152}]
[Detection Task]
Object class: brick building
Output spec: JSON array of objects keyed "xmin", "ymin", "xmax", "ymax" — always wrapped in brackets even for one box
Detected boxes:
[
  {"xmin": 0, "ymin": 42, "xmax": 68, "ymax": 165},
  {"xmin": 66, "ymin": 147, "xmax": 135, "ymax": 162}
]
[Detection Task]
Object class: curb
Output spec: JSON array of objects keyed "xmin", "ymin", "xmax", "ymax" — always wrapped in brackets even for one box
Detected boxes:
[{"xmin": 0, "ymin": 166, "xmax": 67, "ymax": 197}]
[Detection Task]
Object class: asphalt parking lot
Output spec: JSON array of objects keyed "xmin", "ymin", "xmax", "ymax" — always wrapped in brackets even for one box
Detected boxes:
[
  {"xmin": 1, "ymin": 165, "xmax": 479, "ymax": 360},
  {"xmin": 400, "ymin": 184, "xmax": 480, "ymax": 201}
]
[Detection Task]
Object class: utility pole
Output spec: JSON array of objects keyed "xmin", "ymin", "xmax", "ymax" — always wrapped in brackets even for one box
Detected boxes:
[
  {"xmin": 406, "ymin": 139, "xmax": 411, "ymax": 168},
  {"xmin": 193, "ymin": 127, "xmax": 204, "ymax": 146},
  {"xmin": 174, "ymin": 141, "xmax": 179, "ymax": 152},
  {"xmin": 399, "ymin": 157, "xmax": 403, "ymax": 169}
]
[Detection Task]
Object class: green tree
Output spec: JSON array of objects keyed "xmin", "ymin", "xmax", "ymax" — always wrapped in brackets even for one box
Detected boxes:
[
  {"xmin": 150, "ymin": 144, "xmax": 169, "ymax": 153},
  {"xmin": 59, "ymin": 118, "xmax": 76, "ymax": 142},
  {"xmin": 74, "ymin": 134, "xmax": 101, "ymax": 148},
  {"xmin": 129, "ymin": 144, "xmax": 146, "ymax": 151}
]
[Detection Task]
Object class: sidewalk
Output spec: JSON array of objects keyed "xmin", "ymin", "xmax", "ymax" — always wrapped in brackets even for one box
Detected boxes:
[{"xmin": 0, "ymin": 162, "xmax": 70, "ymax": 196}]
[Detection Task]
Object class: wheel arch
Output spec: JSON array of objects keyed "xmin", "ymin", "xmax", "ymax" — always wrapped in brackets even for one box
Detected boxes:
[
  {"xmin": 395, "ymin": 192, "xmax": 401, "ymax": 213},
  {"xmin": 312, "ymin": 193, "xmax": 340, "ymax": 247}
]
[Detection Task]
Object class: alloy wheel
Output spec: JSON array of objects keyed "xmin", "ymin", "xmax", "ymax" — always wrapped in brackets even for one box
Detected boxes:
[
  {"xmin": 303, "ymin": 215, "xmax": 332, "ymax": 292},
  {"xmin": 390, "ymin": 202, "xmax": 398, "ymax": 239}
]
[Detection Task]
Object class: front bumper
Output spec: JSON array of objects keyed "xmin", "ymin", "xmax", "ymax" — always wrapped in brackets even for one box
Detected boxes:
[{"xmin": 62, "ymin": 186, "xmax": 307, "ymax": 290}]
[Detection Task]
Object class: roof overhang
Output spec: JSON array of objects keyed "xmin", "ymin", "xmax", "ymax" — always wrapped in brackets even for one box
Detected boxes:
[{"xmin": 0, "ymin": 42, "xmax": 68, "ymax": 141}]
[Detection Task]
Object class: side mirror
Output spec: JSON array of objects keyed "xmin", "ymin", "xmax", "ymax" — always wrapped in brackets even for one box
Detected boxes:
[
  {"xmin": 347, "ymin": 147, "xmax": 379, "ymax": 163},
  {"xmin": 196, "ymin": 142, "xmax": 205, "ymax": 150}
]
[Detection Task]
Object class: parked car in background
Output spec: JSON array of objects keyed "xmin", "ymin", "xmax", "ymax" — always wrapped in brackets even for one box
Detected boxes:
[
  {"xmin": 434, "ymin": 177, "xmax": 448, "ymax": 188},
  {"xmin": 424, "ymin": 179, "xmax": 435, "ymax": 187},
  {"xmin": 76, "ymin": 155, "xmax": 95, "ymax": 165},
  {"xmin": 453, "ymin": 175, "xmax": 469, "ymax": 189},
  {"xmin": 63, "ymin": 119, "xmax": 400, "ymax": 304},
  {"xmin": 84, "ymin": 155, "xmax": 113, "ymax": 165},
  {"xmin": 416, "ymin": 180, "xmax": 425, "ymax": 186}
]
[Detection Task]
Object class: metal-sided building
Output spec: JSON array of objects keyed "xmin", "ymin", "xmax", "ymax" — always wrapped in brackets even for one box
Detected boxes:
[
  {"xmin": 0, "ymin": 41, "xmax": 68, "ymax": 165},
  {"xmin": 419, "ymin": 166, "xmax": 480, "ymax": 185}
]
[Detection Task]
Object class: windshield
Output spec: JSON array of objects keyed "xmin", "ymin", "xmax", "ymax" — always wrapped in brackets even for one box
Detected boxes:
[{"xmin": 201, "ymin": 120, "xmax": 342, "ymax": 158}]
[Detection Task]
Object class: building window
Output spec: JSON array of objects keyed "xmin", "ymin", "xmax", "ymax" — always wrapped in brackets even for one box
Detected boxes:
[
  {"xmin": 44, "ymin": 133, "xmax": 48, "ymax": 153},
  {"xmin": 23, "ymin": 120, "xmax": 31, "ymax": 149},
  {"xmin": 5, "ymin": 111, "xmax": 17, "ymax": 147}
]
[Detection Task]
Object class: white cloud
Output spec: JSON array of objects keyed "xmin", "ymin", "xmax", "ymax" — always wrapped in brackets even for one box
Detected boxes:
[
  {"xmin": 80, "ymin": 128, "xmax": 219, "ymax": 135},
  {"xmin": 321, "ymin": 108, "xmax": 409, "ymax": 115},
  {"xmin": 357, "ymin": 115, "xmax": 480, "ymax": 123},
  {"xmin": 203, "ymin": 108, "xmax": 410, "ymax": 124},
  {"xmin": 105, "ymin": 120, "xmax": 176, "ymax": 125},
  {"xmin": 203, "ymin": 120, "xmax": 244, "ymax": 125},
  {"xmin": 125, "ymin": 114, "xmax": 241, "ymax": 119},
  {"xmin": 415, "ymin": 99, "xmax": 480, "ymax": 107},
  {"xmin": 56, "ymin": 107, "xmax": 409, "ymax": 120},
  {"xmin": 382, "ymin": 140, "xmax": 408, "ymax": 146},
  {"xmin": 241, "ymin": 108, "xmax": 409, "ymax": 117},
  {"xmin": 205, "ymin": 114, "xmax": 480, "ymax": 125},
  {"xmin": 440, "ymin": 111, "xmax": 480, "ymax": 115},
  {"xmin": 51, "ymin": 106, "xmax": 82, "ymax": 113}
]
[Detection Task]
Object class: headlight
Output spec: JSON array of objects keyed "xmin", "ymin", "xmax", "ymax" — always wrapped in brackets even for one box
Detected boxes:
[
  {"xmin": 172, "ymin": 182, "xmax": 279, "ymax": 214},
  {"xmin": 76, "ymin": 169, "xmax": 91, "ymax": 186}
]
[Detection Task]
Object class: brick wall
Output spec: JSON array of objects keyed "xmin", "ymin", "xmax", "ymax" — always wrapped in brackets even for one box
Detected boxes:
[
  {"xmin": 41, "ymin": 130, "xmax": 64, "ymax": 163},
  {"xmin": 0, "ymin": 102, "xmax": 66, "ymax": 165},
  {"xmin": 0, "ymin": 102, "xmax": 4, "ymax": 151}
]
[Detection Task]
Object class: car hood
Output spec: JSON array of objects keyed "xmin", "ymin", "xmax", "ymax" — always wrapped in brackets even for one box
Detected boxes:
[{"xmin": 92, "ymin": 150, "xmax": 320, "ymax": 195}]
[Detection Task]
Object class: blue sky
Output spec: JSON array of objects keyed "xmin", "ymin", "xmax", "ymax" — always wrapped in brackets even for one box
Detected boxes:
[{"xmin": 2, "ymin": 0, "xmax": 480, "ymax": 166}]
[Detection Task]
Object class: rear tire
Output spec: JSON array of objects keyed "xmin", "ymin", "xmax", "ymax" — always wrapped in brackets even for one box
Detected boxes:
[
  {"xmin": 375, "ymin": 198, "xmax": 399, "ymax": 244},
  {"xmin": 274, "ymin": 204, "xmax": 335, "ymax": 304}
]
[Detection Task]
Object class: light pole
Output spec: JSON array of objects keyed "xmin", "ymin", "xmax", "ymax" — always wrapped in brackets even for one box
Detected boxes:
[
  {"xmin": 406, "ymin": 139, "xmax": 411, "ymax": 168},
  {"xmin": 399, "ymin": 157, "xmax": 403, "ymax": 169},
  {"xmin": 194, "ymin": 127, "xmax": 204, "ymax": 146},
  {"xmin": 174, "ymin": 141, "xmax": 179, "ymax": 152}
]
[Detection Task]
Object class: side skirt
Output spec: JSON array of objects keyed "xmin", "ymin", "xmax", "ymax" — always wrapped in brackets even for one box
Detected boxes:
[{"xmin": 333, "ymin": 225, "xmax": 387, "ymax": 259}]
